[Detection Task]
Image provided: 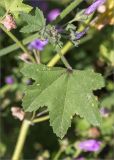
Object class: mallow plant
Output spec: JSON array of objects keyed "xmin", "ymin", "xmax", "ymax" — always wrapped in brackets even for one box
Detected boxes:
[{"xmin": 0, "ymin": 0, "xmax": 109, "ymax": 159}]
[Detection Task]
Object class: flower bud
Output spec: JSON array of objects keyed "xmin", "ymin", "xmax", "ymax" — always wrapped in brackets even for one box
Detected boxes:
[
  {"xmin": 88, "ymin": 127, "xmax": 100, "ymax": 138},
  {"xmin": 97, "ymin": 5, "xmax": 106, "ymax": 13},
  {"xmin": 1, "ymin": 15, "xmax": 16, "ymax": 31},
  {"xmin": 11, "ymin": 107, "xmax": 25, "ymax": 121}
]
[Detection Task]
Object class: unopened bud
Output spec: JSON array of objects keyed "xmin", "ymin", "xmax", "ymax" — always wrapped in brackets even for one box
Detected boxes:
[
  {"xmin": 11, "ymin": 107, "xmax": 25, "ymax": 121},
  {"xmin": 88, "ymin": 127, "xmax": 100, "ymax": 138},
  {"xmin": 1, "ymin": 15, "xmax": 16, "ymax": 31},
  {"xmin": 19, "ymin": 53, "xmax": 29, "ymax": 61},
  {"xmin": 97, "ymin": 5, "xmax": 106, "ymax": 13}
]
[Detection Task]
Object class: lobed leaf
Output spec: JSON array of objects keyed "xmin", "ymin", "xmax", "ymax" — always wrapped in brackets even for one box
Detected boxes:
[
  {"xmin": 21, "ymin": 64, "xmax": 105, "ymax": 138},
  {"xmin": 0, "ymin": 0, "xmax": 32, "ymax": 18},
  {"xmin": 20, "ymin": 8, "xmax": 46, "ymax": 33}
]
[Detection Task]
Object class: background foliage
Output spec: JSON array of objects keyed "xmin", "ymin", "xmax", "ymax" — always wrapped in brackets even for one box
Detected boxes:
[{"xmin": 0, "ymin": 0, "xmax": 114, "ymax": 159}]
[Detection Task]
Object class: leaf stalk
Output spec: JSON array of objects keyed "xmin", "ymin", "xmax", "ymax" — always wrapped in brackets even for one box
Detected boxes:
[{"xmin": 0, "ymin": 24, "xmax": 35, "ymax": 63}]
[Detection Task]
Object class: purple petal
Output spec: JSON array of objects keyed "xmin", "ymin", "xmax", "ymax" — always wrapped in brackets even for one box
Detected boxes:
[
  {"xmin": 5, "ymin": 76, "xmax": 14, "ymax": 84},
  {"xmin": 78, "ymin": 139, "xmax": 101, "ymax": 152},
  {"xmin": 28, "ymin": 39, "xmax": 48, "ymax": 51},
  {"xmin": 85, "ymin": 0, "xmax": 106, "ymax": 15},
  {"xmin": 76, "ymin": 27, "xmax": 89, "ymax": 40},
  {"xmin": 47, "ymin": 9, "xmax": 60, "ymax": 22}
]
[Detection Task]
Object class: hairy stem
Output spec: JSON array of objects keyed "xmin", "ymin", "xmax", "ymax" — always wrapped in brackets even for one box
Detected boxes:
[
  {"xmin": 58, "ymin": 51, "xmax": 72, "ymax": 70},
  {"xmin": 53, "ymin": 149, "xmax": 63, "ymax": 160},
  {"xmin": 48, "ymin": 34, "xmax": 92, "ymax": 67},
  {"xmin": 73, "ymin": 149, "xmax": 82, "ymax": 158},
  {"xmin": 11, "ymin": 115, "xmax": 49, "ymax": 160},
  {"xmin": 11, "ymin": 120, "xmax": 30, "ymax": 160},
  {"xmin": 33, "ymin": 50, "xmax": 40, "ymax": 64},
  {"xmin": 32, "ymin": 115, "xmax": 49, "ymax": 124},
  {"xmin": 0, "ymin": 25, "xmax": 35, "ymax": 63},
  {"xmin": 52, "ymin": 0, "xmax": 83, "ymax": 25},
  {"xmin": 0, "ymin": 32, "xmax": 40, "ymax": 57}
]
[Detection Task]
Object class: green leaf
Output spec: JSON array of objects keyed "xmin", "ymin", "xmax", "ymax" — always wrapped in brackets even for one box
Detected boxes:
[
  {"xmin": 20, "ymin": 8, "xmax": 46, "ymax": 33},
  {"xmin": 21, "ymin": 64, "xmax": 104, "ymax": 138},
  {"xmin": 0, "ymin": 0, "xmax": 32, "ymax": 18}
]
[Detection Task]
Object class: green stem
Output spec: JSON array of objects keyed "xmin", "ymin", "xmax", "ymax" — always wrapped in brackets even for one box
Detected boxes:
[
  {"xmin": 52, "ymin": 0, "xmax": 83, "ymax": 25},
  {"xmin": 32, "ymin": 115, "xmax": 49, "ymax": 124},
  {"xmin": 58, "ymin": 51, "xmax": 72, "ymax": 70},
  {"xmin": 53, "ymin": 149, "xmax": 63, "ymax": 160},
  {"xmin": 73, "ymin": 149, "xmax": 82, "ymax": 158},
  {"xmin": 0, "ymin": 25, "xmax": 35, "ymax": 63},
  {"xmin": 0, "ymin": 85, "xmax": 12, "ymax": 96},
  {"xmin": 59, "ymin": 52, "xmax": 72, "ymax": 70},
  {"xmin": 48, "ymin": 42, "xmax": 73, "ymax": 67},
  {"xmin": 57, "ymin": 43, "xmax": 72, "ymax": 69},
  {"xmin": 47, "ymin": 35, "xmax": 92, "ymax": 67},
  {"xmin": 11, "ymin": 116, "xmax": 49, "ymax": 160},
  {"xmin": 33, "ymin": 50, "xmax": 40, "ymax": 64},
  {"xmin": 11, "ymin": 120, "xmax": 30, "ymax": 160},
  {"xmin": 0, "ymin": 32, "xmax": 39, "ymax": 57}
]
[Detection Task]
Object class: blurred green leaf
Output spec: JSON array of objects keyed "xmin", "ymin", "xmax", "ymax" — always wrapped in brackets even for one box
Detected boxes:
[
  {"xmin": 100, "ymin": 115, "xmax": 114, "ymax": 135},
  {"xmin": 101, "ymin": 92, "xmax": 114, "ymax": 108}
]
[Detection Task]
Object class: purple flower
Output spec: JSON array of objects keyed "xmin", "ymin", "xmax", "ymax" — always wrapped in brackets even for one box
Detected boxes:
[
  {"xmin": 76, "ymin": 27, "xmax": 89, "ymax": 40},
  {"xmin": 5, "ymin": 76, "xmax": 14, "ymax": 84},
  {"xmin": 78, "ymin": 139, "xmax": 101, "ymax": 152},
  {"xmin": 48, "ymin": 9, "xmax": 60, "ymax": 22},
  {"xmin": 85, "ymin": 0, "xmax": 106, "ymax": 15},
  {"xmin": 28, "ymin": 39, "xmax": 48, "ymax": 51},
  {"xmin": 100, "ymin": 107, "xmax": 109, "ymax": 117}
]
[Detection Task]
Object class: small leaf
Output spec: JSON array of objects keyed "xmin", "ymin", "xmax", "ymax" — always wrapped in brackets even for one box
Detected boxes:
[
  {"xmin": 0, "ymin": 0, "xmax": 32, "ymax": 18},
  {"xmin": 20, "ymin": 8, "xmax": 46, "ymax": 33},
  {"xmin": 21, "ymin": 64, "xmax": 104, "ymax": 138}
]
